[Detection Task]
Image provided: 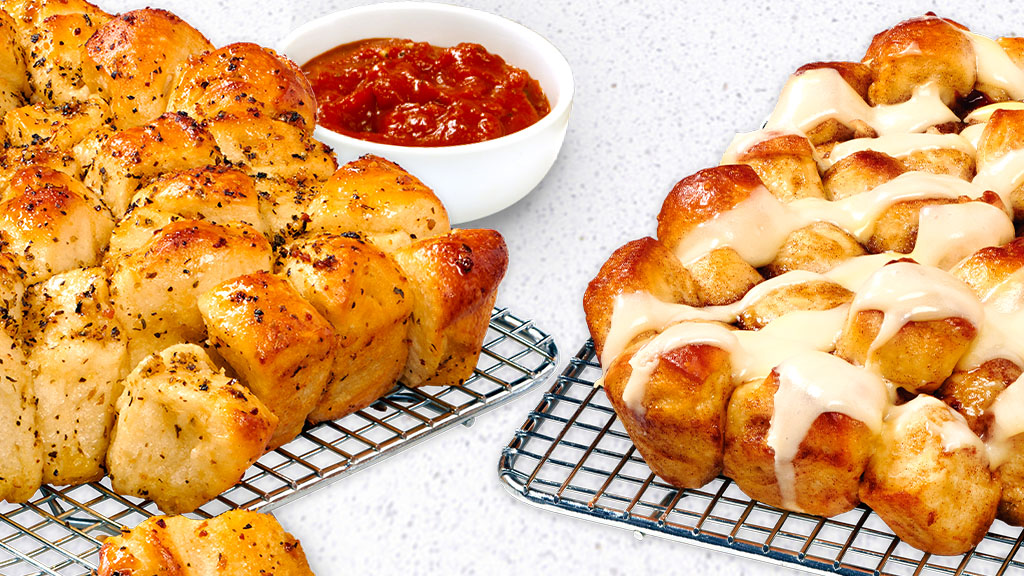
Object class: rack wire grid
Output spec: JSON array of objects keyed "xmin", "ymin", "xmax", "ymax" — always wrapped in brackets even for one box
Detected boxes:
[
  {"xmin": 0, "ymin": 306, "xmax": 557, "ymax": 576},
  {"xmin": 499, "ymin": 340, "xmax": 1024, "ymax": 576}
]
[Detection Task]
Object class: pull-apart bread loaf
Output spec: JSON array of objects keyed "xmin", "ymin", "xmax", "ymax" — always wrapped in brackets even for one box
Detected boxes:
[
  {"xmin": 586, "ymin": 14, "xmax": 1024, "ymax": 555},
  {"xmin": 0, "ymin": 0, "xmax": 508, "ymax": 521}
]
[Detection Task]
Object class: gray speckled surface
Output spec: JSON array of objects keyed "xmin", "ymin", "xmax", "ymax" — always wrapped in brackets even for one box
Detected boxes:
[{"xmin": 98, "ymin": 1, "xmax": 1024, "ymax": 573}]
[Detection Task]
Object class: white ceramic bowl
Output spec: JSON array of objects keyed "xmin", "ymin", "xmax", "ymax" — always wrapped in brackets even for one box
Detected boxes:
[{"xmin": 279, "ymin": 2, "xmax": 574, "ymax": 224}]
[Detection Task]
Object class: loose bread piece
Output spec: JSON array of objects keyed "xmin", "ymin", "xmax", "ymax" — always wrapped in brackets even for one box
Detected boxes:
[{"xmin": 98, "ymin": 510, "xmax": 313, "ymax": 576}]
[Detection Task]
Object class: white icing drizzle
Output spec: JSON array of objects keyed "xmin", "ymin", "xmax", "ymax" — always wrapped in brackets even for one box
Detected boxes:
[
  {"xmin": 886, "ymin": 394, "xmax": 985, "ymax": 454},
  {"xmin": 959, "ymin": 268, "xmax": 1024, "ymax": 369},
  {"xmin": 674, "ymin": 183, "xmax": 799, "ymax": 266},
  {"xmin": 731, "ymin": 306, "xmax": 848, "ymax": 382},
  {"xmin": 964, "ymin": 102, "xmax": 1024, "ymax": 124},
  {"xmin": 967, "ymin": 32, "xmax": 1024, "ymax": 100},
  {"xmin": 602, "ymin": 270, "xmax": 830, "ymax": 367},
  {"xmin": 847, "ymin": 261, "xmax": 985, "ymax": 364},
  {"xmin": 960, "ymin": 122, "xmax": 989, "ymax": 151},
  {"xmin": 823, "ymin": 253, "xmax": 898, "ymax": 291},
  {"xmin": 674, "ymin": 172, "xmax": 989, "ymax": 267},
  {"xmin": 720, "ymin": 129, "xmax": 810, "ymax": 165},
  {"xmin": 767, "ymin": 350, "xmax": 889, "ymax": 510},
  {"xmin": 973, "ymin": 147, "xmax": 1024, "ymax": 209},
  {"xmin": 825, "ymin": 133, "xmax": 975, "ymax": 168},
  {"xmin": 620, "ymin": 307, "xmax": 848, "ymax": 416},
  {"xmin": 792, "ymin": 173, "xmax": 989, "ymax": 241},
  {"xmin": 622, "ymin": 322, "xmax": 737, "ymax": 414},
  {"xmin": 765, "ymin": 68, "xmax": 958, "ymax": 136},
  {"xmin": 909, "ymin": 202, "xmax": 1015, "ymax": 270},
  {"xmin": 986, "ymin": 373, "xmax": 1024, "ymax": 467}
]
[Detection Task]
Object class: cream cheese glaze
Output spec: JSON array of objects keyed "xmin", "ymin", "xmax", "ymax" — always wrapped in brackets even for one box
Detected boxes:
[
  {"xmin": 620, "ymin": 308, "xmax": 848, "ymax": 416},
  {"xmin": 764, "ymin": 68, "xmax": 958, "ymax": 135},
  {"xmin": 825, "ymin": 133, "xmax": 975, "ymax": 168},
  {"xmin": 847, "ymin": 261, "xmax": 985, "ymax": 365},
  {"xmin": 986, "ymin": 374, "xmax": 1024, "ymax": 467},
  {"xmin": 674, "ymin": 172, "xmax": 993, "ymax": 267},
  {"xmin": 968, "ymin": 32, "xmax": 1024, "ymax": 100},
  {"xmin": 885, "ymin": 395, "xmax": 985, "ymax": 454},
  {"xmin": 767, "ymin": 351, "xmax": 889, "ymax": 510}
]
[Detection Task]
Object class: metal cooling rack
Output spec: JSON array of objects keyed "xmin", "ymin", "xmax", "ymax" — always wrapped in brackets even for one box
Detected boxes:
[
  {"xmin": 499, "ymin": 341, "xmax": 1024, "ymax": 576},
  {"xmin": 1, "ymin": 306, "xmax": 557, "ymax": 576}
]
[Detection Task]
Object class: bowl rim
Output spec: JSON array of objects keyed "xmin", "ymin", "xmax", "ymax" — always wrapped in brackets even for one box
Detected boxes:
[{"xmin": 278, "ymin": 1, "xmax": 575, "ymax": 157}]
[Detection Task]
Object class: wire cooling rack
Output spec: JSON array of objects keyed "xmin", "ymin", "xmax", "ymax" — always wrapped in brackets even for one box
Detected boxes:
[
  {"xmin": 1, "ymin": 307, "xmax": 557, "ymax": 576},
  {"xmin": 499, "ymin": 341, "xmax": 1024, "ymax": 576}
]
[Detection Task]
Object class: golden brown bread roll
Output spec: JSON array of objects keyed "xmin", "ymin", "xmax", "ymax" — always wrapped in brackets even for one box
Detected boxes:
[
  {"xmin": 900, "ymin": 145, "xmax": 975, "ymax": 179},
  {"xmin": 837, "ymin": 311, "xmax": 976, "ymax": 393},
  {"xmin": 863, "ymin": 15, "xmax": 976, "ymax": 106},
  {"xmin": 85, "ymin": 8, "xmax": 213, "ymax": 129},
  {"xmin": 822, "ymin": 150, "xmax": 905, "ymax": 201},
  {"xmin": 725, "ymin": 133, "xmax": 826, "ymax": 201},
  {"xmin": 0, "ymin": 144, "xmax": 78, "ymax": 183},
  {"xmin": 937, "ymin": 358, "xmax": 1021, "ymax": 434},
  {"xmin": 108, "ymin": 219, "xmax": 273, "ymax": 365},
  {"xmin": 950, "ymin": 236, "xmax": 1024, "ymax": 297},
  {"xmin": 656, "ymin": 164, "xmax": 764, "ymax": 254},
  {"xmin": 0, "ymin": 165, "xmax": 113, "ymax": 282},
  {"xmin": 686, "ymin": 247, "xmax": 764, "ymax": 306},
  {"xmin": 108, "ymin": 166, "xmax": 267, "ymax": 259},
  {"xmin": 604, "ymin": 325, "xmax": 735, "ymax": 488},
  {"xmin": 1, "ymin": 0, "xmax": 110, "ymax": 105},
  {"xmin": 281, "ymin": 234, "xmax": 413, "ymax": 422},
  {"xmin": 98, "ymin": 510, "xmax": 313, "ymax": 576},
  {"xmin": 766, "ymin": 222, "xmax": 866, "ymax": 276},
  {"xmin": 583, "ymin": 237, "xmax": 700, "ymax": 360},
  {"xmin": 392, "ymin": 228, "xmax": 508, "ymax": 387},
  {"xmin": 22, "ymin": 267, "xmax": 126, "ymax": 484},
  {"xmin": 106, "ymin": 344, "xmax": 277, "ymax": 514},
  {"xmin": 976, "ymin": 109, "xmax": 1024, "ymax": 219},
  {"xmin": 866, "ymin": 198, "xmax": 958, "ymax": 254},
  {"xmin": 255, "ymin": 175, "xmax": 318, "ymax": 242},
  {"xmin": 204, "ymin": 111, "xmax": 336, "ymax": 181},
  {"xmin": 168, "ymin": 42, "xmax": 316, "ymax": 128},
  {"xmin": 736, "ymin": 280, "xmax": 852, "ymax": 330},
  {"xmin": 305, "ymin": 155, "xmax": 450, "ymax": 251},
  {"xmin": 3, "ymin": 96, "xmax": 112, "ymax": 150},
  {"xmin": 85, "ymin": 112, "xmax": 225, "ymax": 216},
  {"xmin": 199, "ymin": 271, "xmax": 336, "ymax": 449},
  {"xmin": 860, "ymin": 395, "xmax": 998, "ymax": 556},
  {"xmin": 724, "ymin": 352, "xmax": 886, "ymax": 517}
]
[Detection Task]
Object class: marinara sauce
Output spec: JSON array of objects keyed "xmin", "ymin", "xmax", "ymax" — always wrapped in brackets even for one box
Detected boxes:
[{"xmin": 302, "ymin": 38, "xmax": 551, "ymax": 147}]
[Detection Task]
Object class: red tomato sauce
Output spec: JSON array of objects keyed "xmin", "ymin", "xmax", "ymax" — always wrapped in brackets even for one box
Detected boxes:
[{"xmin": 302, "ymin": 38, "xmax": 551, "ymax": 147}]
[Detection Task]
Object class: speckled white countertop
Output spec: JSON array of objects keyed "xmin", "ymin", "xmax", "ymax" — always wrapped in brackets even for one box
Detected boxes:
[{"xmin": 98, "ymin": 1, "xmax": 1024, "ymax": 573}]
